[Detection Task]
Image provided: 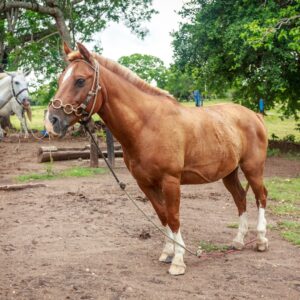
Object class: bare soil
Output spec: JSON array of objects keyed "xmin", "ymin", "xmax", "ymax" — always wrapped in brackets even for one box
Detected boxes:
[{"xmin": 0, "ymin": 136, "xmax": 300, "ymax": 300}]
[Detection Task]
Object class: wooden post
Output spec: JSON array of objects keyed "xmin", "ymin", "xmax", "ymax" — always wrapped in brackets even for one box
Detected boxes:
[
  {"xmin": 106, "ymin": 127, "xmax": 115, "ymax": 168},
  {"xmin": 88, "ymin": 119, "xmax": 99, "ymax": 168},
  {"xmin": 89, "ymin": 133, "xmax": 99, "ymax": 167}
]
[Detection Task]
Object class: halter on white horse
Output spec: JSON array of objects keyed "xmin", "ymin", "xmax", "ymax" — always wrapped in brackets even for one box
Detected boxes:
[
  {"xmin": 0, "ymin": 71, "xmax": 31, "ymax": 140},
  {"xmin": 0, "ymin": 71, "xmax": 30, "ymax": 110}
]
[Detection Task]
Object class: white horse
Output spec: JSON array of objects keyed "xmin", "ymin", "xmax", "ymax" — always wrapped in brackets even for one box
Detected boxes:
[
  {"xmin": 0, "ymin": 71, "xmax": 31, "ymax": 140},
  {"xmin": 0, "ymin": 96, "xmax": 32, "ymax": 138}
]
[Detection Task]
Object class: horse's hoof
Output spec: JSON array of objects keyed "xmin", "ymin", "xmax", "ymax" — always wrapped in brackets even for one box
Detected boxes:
[
  {"xmin": 232, "ymin": 239, "xmax": 244, "ymax": 250},
  {"xmin": 168, "ymin": 263, "xmax": 186, "ymax": 276},
  {"xmin": 256, "ymin": 238, "xmax": 268, "ymax": 252},
  {"xmin": 159, "ymin": 252, "xmax": 173, "ymax": 264}
]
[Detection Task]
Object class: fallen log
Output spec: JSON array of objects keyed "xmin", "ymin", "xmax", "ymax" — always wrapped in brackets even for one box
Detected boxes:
[
  {"xmin": 37, "ymin": 149, "xmax": 123, "ymax": 163},
  {"xmin": 38, "ymin": 144, "xmax": 122, "ymax": 153},
  {"xmin": 0, "ymin": 183, "xmax": 47, "ymax": 191},
  {"xmin": 38, "ymin": 145, "xmax": 90, "ymax": 153}
]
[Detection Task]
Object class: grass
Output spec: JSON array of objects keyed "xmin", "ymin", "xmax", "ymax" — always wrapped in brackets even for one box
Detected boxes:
[
  {"xmin": 264, "ymin": 110, "xmax": 299, "ymax": 142},
  {"xmin": 199, "ymin": 240, "xmax": 230, "ymax": 252},
  {"xmin": 266, "ymin": 177, "xmax": 300, "ymax": 204},
  {"xmin": 11, "ymin": 105, "xmax": 47, "ymax": 131},
  {"xmin": 227, "ymin": 223, "xmax": 239, "ymax": 229},
  {"xmin": 265, "ymin": 177, "xmax": 300, "ymax": 246},
  {"xmin": 17, "ymin": 166, "xmax": 106, "ymax": 182},
  {"xmin": 182, "ymin": 100, "xmax": 300, "ymax": 142}
]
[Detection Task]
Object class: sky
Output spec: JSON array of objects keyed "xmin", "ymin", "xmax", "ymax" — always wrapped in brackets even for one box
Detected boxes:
[{"xmin": 96, "ymin": 0, "xmax": 186, "ymax": 66}]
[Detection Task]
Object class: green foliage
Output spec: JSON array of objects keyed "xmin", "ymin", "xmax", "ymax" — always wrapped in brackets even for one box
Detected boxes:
[
  {"xmin": 163, "ymin": 66, "xmax": 200, "ymax": 101},
  {"xmin": 267, "ymin": 148, "xmax": 281, "ymax": 157},
  {"xmin": 283, "ymin": 134, "xmax": 296, "ymax": 142},
  {"xmin": 172, "ymin": 0, "xmax": 300, "ymax": 118},
  {"xmin": 17, "ymin": 166, "xmax": 106, "ymax": 182},
  {"xmin": 118, "ymin": 53, "xmax": 167, "ymax": 87},
  {"xmin": 2, "ymin": 1, "xmax": 157, "ymax": 103},
  {"xmin": 271, "ymin": 133, "xmax": 279, "ymax": 140}
]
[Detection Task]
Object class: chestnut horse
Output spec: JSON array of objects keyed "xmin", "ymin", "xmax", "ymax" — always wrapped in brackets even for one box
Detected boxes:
[{"xmin": 45, "ymin": 43, "xmax": 268, "ymax": 276}]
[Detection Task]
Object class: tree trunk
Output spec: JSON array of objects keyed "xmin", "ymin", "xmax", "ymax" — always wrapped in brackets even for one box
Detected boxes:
[{"xmin": 53, "ymin": 9, "xmax": 72, "ymax": 47}]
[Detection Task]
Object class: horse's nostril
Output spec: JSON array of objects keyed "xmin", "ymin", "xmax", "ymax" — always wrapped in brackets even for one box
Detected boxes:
[{"xmin": 51, "ymin": 115, "xmax": 59, "ymax": 125}]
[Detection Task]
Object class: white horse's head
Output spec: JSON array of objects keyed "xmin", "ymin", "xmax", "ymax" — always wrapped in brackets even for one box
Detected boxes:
[{"xmin": 6, "ymin": 70, "xmax": 31, "ymax": 107}]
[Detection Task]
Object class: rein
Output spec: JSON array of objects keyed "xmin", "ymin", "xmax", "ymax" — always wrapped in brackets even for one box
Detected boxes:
[
  {"xmin": 82, "ymin": 121, "xmax": 257, "ymax": 260},
  {"xmin": 49, "ymin": 59, "xmax": 101, "ymax": 122}
]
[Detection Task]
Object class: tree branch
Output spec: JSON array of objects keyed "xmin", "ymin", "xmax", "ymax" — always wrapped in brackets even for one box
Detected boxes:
[
  {"xmin": 0, "ymin": 1, "xmax": 57, "ymax": 16},
  {"xmin": 275, "ymin": 14, "xmax": 300, "ymax": 29},
  {"xmin": 0, "ymin": 1, "xmax": 72, "ymax": 46}
]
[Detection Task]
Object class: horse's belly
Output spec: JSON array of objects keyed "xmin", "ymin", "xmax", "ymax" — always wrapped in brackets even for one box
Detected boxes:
[{"xmin": 181, "ymin": 157, "xmax": 238, "ymax": 184}]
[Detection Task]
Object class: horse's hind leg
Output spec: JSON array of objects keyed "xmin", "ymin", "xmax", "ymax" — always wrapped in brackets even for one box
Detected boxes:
[
  {"xmin": 223, "ymin": 168, "xmax": 248, "ymax": 250},
  {"xmin": 241, "ymin": 163, "xmax": 268, "ymax": 251}
]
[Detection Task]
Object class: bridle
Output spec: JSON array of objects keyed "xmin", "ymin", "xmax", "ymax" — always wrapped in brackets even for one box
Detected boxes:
[
  {"xmin": 49, "ymin": 59, "xmax": 101, "ymax": 121},
  {"xmin": 10, "ymin": 75, "xmax": 29, "ymax": 106}
]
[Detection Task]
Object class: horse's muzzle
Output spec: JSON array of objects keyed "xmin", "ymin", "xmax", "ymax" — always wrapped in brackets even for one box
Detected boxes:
[
  {"xmin": 22, "ymin": 98, "xmax": 30, "ymax": 108},
  {"xmin": 45, "ymin": 111, "xmax": 69, "ymax": 137}
]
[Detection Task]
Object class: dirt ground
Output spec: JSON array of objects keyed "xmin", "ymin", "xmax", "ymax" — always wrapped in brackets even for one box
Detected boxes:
[{"xmin": 0, "ymin": 136, "xmax": 299, "ymax": 300}]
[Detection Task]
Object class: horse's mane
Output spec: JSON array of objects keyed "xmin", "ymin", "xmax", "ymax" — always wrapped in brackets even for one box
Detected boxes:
[{"xmin": 67, "ymin": 51, "xmax": 175, "ymax": 100}]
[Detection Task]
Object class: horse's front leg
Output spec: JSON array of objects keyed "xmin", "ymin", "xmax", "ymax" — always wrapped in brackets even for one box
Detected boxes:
[
  {"xmin": 162, "ymin": 175, "xmax": 186, "ymax": 276},
  {"xmin": 137, "ymin": 182, "xmax": 174, "ymax": 262},
  {"xmin": 18, "ymin": 113, "xmax": 29, "ymax": 138}
]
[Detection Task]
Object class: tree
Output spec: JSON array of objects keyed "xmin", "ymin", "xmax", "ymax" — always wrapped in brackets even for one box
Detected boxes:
[
  {"xmin": 0, "ymin": 0, "xmax": 157, "ymax": 103},
  {"xmin": 118, "ymin": 53, "xmax": 167, "ymax": 88},
  {"xmin": 163, "ymin": 66, "xmax": 197, "ymax": 101},
  {"xmin": 172, "ymin": 0, "xmax": 300, "ymax": 118}
]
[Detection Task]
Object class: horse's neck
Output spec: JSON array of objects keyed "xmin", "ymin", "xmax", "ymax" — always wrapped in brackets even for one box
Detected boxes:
[
  {"xmin": 0, "ymin": 98, "xmax": 13, "ymax": 116},
  {"xmin": 99, "ymin": 69, "xmax": 159, "ymax": 148},
  {"xmin": 0, "ymin": 78, "xmax": 12, "ymax": 109}
]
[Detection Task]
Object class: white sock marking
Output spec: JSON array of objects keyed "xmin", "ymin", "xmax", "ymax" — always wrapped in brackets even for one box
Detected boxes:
[
  {"xmin": 234, "ymin": 212, "xmax": 248, "ymax": 245},
  {"xmin": 257, "ymin": 207, "xmax": 267, "ymax": 241},
  {"xmin": 162, "ymin": 225, "xmax": 174, "ymax": 255},
  {"xmin": 173, "ymin": 228, "xmax": 185, "ymax": 256}
]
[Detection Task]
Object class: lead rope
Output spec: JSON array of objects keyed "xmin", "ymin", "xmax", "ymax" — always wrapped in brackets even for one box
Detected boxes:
[{"xmin": 82, "ymin": 121, "xmax": 256, "ymax": 259}]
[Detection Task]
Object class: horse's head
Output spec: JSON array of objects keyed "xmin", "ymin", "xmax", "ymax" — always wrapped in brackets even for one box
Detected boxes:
[
  {"xmin": 45, "ymin": 43, "xmax": 103, "ymax": 137},
  {"xmin": 6, "ymin": 70, "xmax": 31, "ymax": 108}
]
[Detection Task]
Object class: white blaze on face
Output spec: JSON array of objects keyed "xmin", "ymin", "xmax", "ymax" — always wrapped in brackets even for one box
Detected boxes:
[
  {"xmin": 44, "ymin": 110, "xmax": 57, "ymax": 136},
  {"xmin": 62, "ymin": 65, "xmax": 74, "ymax": 83}
]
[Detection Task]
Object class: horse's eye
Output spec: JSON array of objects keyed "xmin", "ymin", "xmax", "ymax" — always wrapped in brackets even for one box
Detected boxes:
[
  {"xmin": 76, "ymin": 78, "xmax": 85, "ymax": 87},
  {"xmin": 14, "ymin": 81, "xmax": 20, "ymax": 85}
]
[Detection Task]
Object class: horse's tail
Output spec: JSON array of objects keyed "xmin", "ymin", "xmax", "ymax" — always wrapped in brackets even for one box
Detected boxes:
[{"xmin": 25, "ymin": 105, "xmax": 32, "ymax": 121}]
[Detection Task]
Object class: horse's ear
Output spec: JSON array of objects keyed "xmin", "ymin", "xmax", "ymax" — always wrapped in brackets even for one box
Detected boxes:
[
  {"xmin": 63, "ymin": 41, "xmax": 72, "ymax": 55},
  {"xmin": 24, "ymin": 69, "xmax": 31, "ymax": 77},
  {"xmin": 77, "ymin": 42, "xmax": 92, "ymax": 63}
]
